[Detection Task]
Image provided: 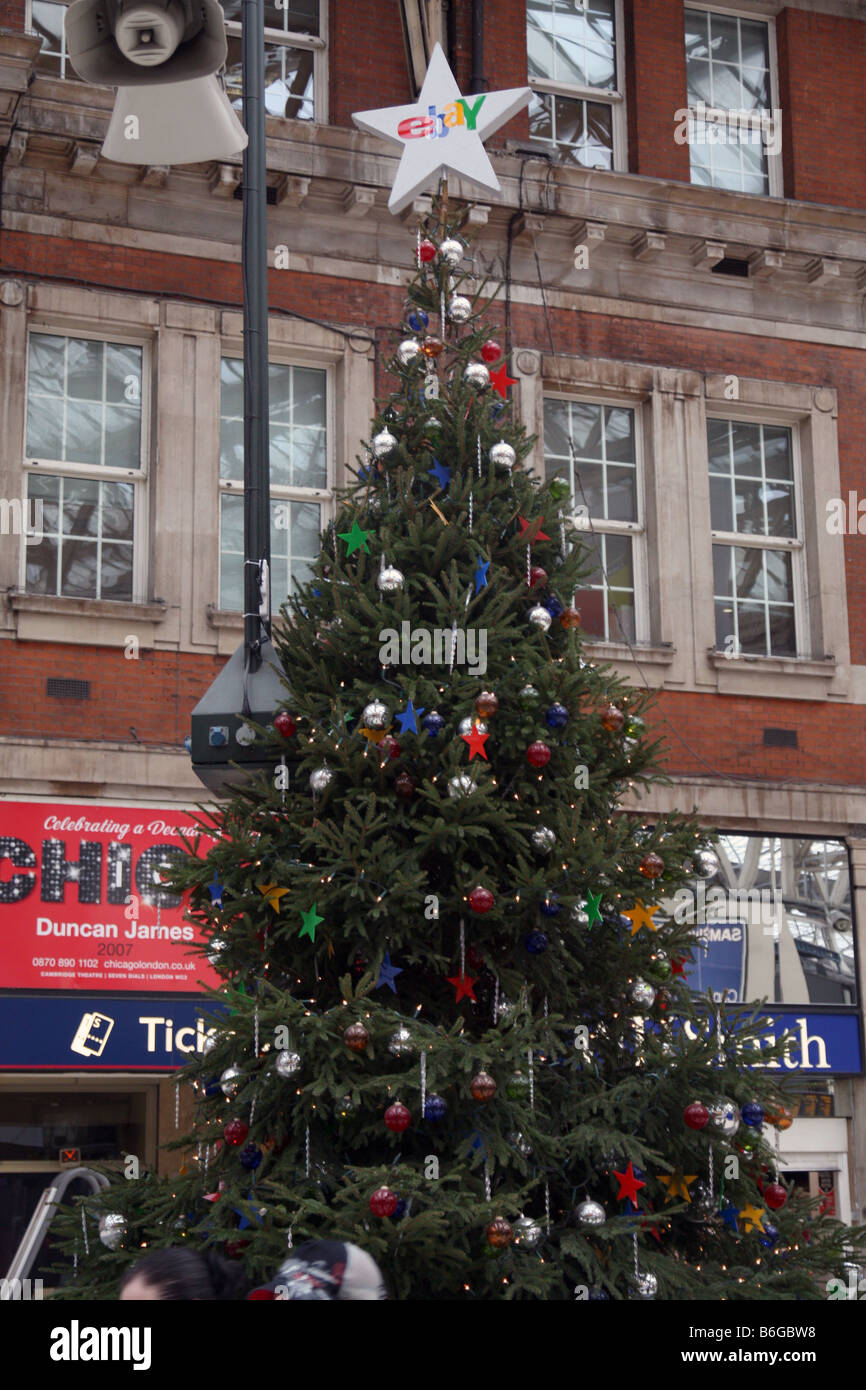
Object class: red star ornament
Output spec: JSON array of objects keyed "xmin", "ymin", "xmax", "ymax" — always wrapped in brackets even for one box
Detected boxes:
[
  {"xmin": 447, "ymin": 972, "xmax": 478, "ymax": 1003},
  {"xmin": 461, "ymin": 726, "xmax": 489, "ymax": 761},
  {"xmin": 517, "ymin": 515, "xmax": 550, "ymax": 545},
  {"xmin": 613, "ymin": 1161, "xmax": 646, "ymax": 1205},
  {"xmin": 490, "ymin": 361, "xmax": 518, "ymax": 398},
  {"xmin": 671, "ymin": 954, "xmax": 688, "ymax": 976}
]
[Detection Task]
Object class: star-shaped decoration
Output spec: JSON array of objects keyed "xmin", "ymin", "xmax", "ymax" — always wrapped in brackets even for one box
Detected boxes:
[
  {"xmin": 461, "ymin": 725, "xmax": 489, "ymax": 761},
  {"xmin": 739, "ymin": 1203, "xmax": 766, "ymax": 1234},
  {"xmin": 613, "ymin": 1161, "xmax": 646, "ymax": 1205},
  {"xmin": 721, "ymin": 1202, "xmax": 741, "ymax": 1233},
  {"xmin": 429, "ymin": 457, "xmax": 451, "ymax": 490},
  {"xmin": 207, "ymin": 873, "xmax": 224, "ymax": 906},
  {"xmin": 298, "ymin": 904, "xmax": 323, "ymax": 943},
  {"xmin": 490, "ymin": 361, "xmax": 518, "ymax": 398},
  {"xmin": 658, "ymin": 1170, "xmax": 697, "ymax": 1202},
  {"xmin": 338, "ymin": 519, "xmax": 372, "ymax": 556},
  {"xmin": 474, "ymin": 556, "xmax": 490, "ymax": 594},
  {"xmin": 360, "ymin": 724, "xmax": 391, "ymax": 745},
  {"xmin": 447, "ymin": 971, "xmax": 477, "ymax": 1002},
  {"xmin": 352, "ymin": 43, "xmax": 531, "ymax": 215},
  {"xmin": 671, "ymin": 954, "xmax": 688, "ymax": 976},
  {"xmin": 517, "ymin": 515, "xmax": 550, "ymax": 545},
  {"xmin": 584, "ymin": 889, "xmax": 603, "ymax": 926},
  {"xmin": 233, "ymin": 1193, "xmax": 264, "ymax": 1231},
  {"xmin": 376, "ymin": 951, "xmax": 403, "ymax": 993},
  {"xmin": 396, "ymin": 700, "xmax": 424, "ymax": 734},
  {"xmin": 258, "ymin": 881, "xmax": 289, "ymax": 913},
  {"xmin": 622, "ymin": 900, "xmax": 662, "ymax": 936}
]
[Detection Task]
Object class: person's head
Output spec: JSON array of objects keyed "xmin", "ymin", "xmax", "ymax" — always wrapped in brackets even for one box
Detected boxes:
[{"xmin": 119, "ymin": 1247, "xmax": 247, "ymax": 1301}]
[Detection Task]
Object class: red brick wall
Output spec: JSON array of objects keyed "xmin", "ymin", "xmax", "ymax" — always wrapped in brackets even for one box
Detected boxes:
[
  {"xmin": 622, "ymin": 0, "xmax": 690, "ymax": 181},
  {"xmin": 0, "ymin": 1, "xmax": 26, "ymax": 32},
  {"xmin": 776, "ymin": 7, "xmax": 866, "ymax": 211}
]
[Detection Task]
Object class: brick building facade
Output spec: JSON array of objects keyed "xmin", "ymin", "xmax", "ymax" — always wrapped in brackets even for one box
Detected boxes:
[{"xmin": 0, "ymin": 0, "xmax": 865, "ymax": 1257}]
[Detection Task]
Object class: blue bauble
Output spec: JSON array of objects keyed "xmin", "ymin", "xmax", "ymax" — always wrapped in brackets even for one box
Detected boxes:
[
  {"xmin": 407, "ymin": 309, "xmax": 429, "ymax": 332},
  {"xmin": 391, "ymin": 1198, "xmax": 408, "ymax": 1221},
  {"xmin": 545, "ymin": 702, "xmax": 569, "ymax": 729},
  {"xmin": 588, "ymin": 1288, "xmax": 610, "ymax": 1300},
  {"xmin": 741, "ymin": 1100, "xmax": 765, "ymax": 1128},
  {"xmin": 424, "ymin": 1094, "xmax": 447, "ymax": 1122},
  {"xmin": 422, "ymin": 710, "xmax": 446, "ymax": 737},
  {"xmin": 759, "ymin": 1222, "xmax": 780, "ymax": 1248},
  {"xmin": 526, "ymin": 930, "xmax": 549, "ymax": 954},
  {"xmin": 204, "ymin": 1079, "xmax": 221, "ymax": 1098},
  {"xmin": 239, "ymin": 1144, "xmax": 262, "ymax": 1171},
  {"xmin": 543, "ymin": 594, "xmax": 564, "ymax": 618},
  {"xmin": 540, "ymin": 891, "xmax": 562, "ymax": 916}
]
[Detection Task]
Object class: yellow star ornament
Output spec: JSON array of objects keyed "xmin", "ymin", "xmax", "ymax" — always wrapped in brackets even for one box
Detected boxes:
[
  {"xmin": 623, "ymin": 900, "xmax": 662, "ymax": 935},
  {"xmin": 739, "ymin": 1204, "xmax": 766, "ymax": 1234},
  {"xmin": 658, "ymin": 1170, "xmax": 697, "ymax": 1202},
  {"xmin": 258, "ymin": 881, "xmax": 289, "ymax": 913}
]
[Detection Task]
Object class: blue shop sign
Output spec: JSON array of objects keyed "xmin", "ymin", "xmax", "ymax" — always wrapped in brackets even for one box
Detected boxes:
[
  {"xmin": 0, "ymin": 994, "xmax": 227, "ymax": 1070},
  {"xmin": 674, "ymin": 1009, "xmax": 863, "ymax": 1075}
]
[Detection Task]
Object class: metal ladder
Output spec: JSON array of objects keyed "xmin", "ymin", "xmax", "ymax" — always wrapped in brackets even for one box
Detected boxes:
[{"xmin": 1, "ymin": 1166, "xmax": 111, "ymax": 1298}]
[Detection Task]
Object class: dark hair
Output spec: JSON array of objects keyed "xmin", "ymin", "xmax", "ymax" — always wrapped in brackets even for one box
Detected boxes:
[{"xmin": 119, "ymin": 1247, "xmax": 248, "ymax": 1301}]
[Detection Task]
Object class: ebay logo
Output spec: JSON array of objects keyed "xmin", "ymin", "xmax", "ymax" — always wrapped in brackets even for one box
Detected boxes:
[{"xmin": 398, "ymin": 96, "xmax": 487, "ymax": 140}]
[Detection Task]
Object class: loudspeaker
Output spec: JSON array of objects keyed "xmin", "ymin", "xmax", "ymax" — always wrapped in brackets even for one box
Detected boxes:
[{"xmin": 102, "ymin": 75, "xmax": 247, "ymax": 164}]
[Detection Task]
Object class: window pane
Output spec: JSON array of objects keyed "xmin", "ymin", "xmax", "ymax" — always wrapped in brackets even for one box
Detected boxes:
[
  {"xmin": 221, "ymin": 358, "xmax": 245, "ymax": 418},
  {"xmin": 293, "ymin": 425, "xmax": 327, "ymax": 488},
  {"xmin": 64, "ymin": 401, "xmax": 103, "ymax": 466},
  {"xmin": 290, "ymin": 500, "xmax": 321, "ymax": 559},
  {"xmin": 101, "ymin": 542, "xmax": 134, "ymax": 601},
  {"xmin": 270, "ymin": 425, "xmax": 293, "ymax": 488},
  {"xmin": 269, "ymin": 363, "xmax": 293, "ymax": 421},
  {"xmin": 528, "ymin": 89, "xmax": 554, "ymax": 143},
  {"xmin": 102, "ymin": 481, "xmax": 135, "ymax": 542},
  {"xmin": 768, "ymin": 606, "xmax": 796, "ymax": 656},
  {"xmin": 685, "ymin": 10, "xmax": 772, "ymax": 192},
  {"xmin": 710, "ymin": 475, "xmax": 733, "ymax": 532},
  {"xmin": 604, "ymin": 407, "xmax": 635, "ymax": 462},
  {"xmin": 31, "ymin": 0, "xmax": 64, "ymax": 75},
  {"xmin": 60, "ymin": 537, "xmax": 98, "ymax": 598},
  {"xmin": 219, "ymin": 494, "xmax": 244, "ymax": 611},
  {"xmin": 568, "ymin": 401, "xmax": 603, "ymax": 458},
  {"xmin": 606, "ymin": 465, "xmax": 636, "ymax": 522},
  {"xmin": 62, "ymin": 477, "xmax": 100, "ymax": 536},
  {"xmin": 686, "ymin": 57, "xmax": 713, "ymax": 105},
  {"xmin": 713, "ymin": 544, "xmax": 733, "ymax": 597},
  {"xmin": 28, "ymin": 472, "xmax": 60, "ymax": 536},
  {"xmin": 293, "ymin": 367, "xmax": 327, "ymax": 428},
  {"xmin": 763, "ymin": 426, "xmax": 792, "ymax": 479},
  {"xmin": 714, "ymin": 597, "xmax": 735, "ymax": 651},
  {"xmin": 737, "ymin": 601, "xmax": 766, "ymax": 653},
  {"xmin": 104, "ymin": 406, "xmax": 141, "ymax": 470},
  {"xmin": 573, "ymin": 460, "xmax": 604, "ymax": 516},
  {"xmin": 26, "ymin": 398, "xmax": 63, "ymax": 460},
  {"xmin": 106, "ymin": 344, "xmax": 143, "ymax": 405},
  {"xmin": 222, "ymin": 358, "xmax": 328, "ymax": 488},
  {"xmin": 220, "ymin": 417, "xmax": 245, "ymax": 482},
  {"xmin": 734, "ymin": 478, "xmax": 765, "ymax": 535},
  {"xmin": 765, "ymin": 482, "xmax": 795, "ymax": 538},
  {"xmin": 579, "ymin": 101, "xmax": 613, "ymax": 169},
  {"xmin": 734, "ymin": 546, "xmax": 765, "ymax": 601},
  {"xmin": 26, "ymin": 536, "xmax": 57, "ymax": 593},
  {"xmin": 67, "ymin": 339, "xmax": 103, "ymax": 401},
  {"xmin": 28, "ymin": 333, "xmax": 65, "ymax": 397},
  {"xmin": 731, "ymin": 422, "xmax": 761, "ymax": 473},
  {"xmin": 543, "ymin": 398, "xmax": 570, "ymax": 461},
  {"xmin": 605, "ymin": 532, "xmax": 633, "ymax": 592},
  {"xmin": 708, "ymin": 12, "xmax": 740, "ymax": 66},
  {"xmin": 28, "ymin": 333, "xmax": 142, "ymax": 468},
  {"xmin": 764, "ymin": 548, "xmax": 793, "ymax": 604}
]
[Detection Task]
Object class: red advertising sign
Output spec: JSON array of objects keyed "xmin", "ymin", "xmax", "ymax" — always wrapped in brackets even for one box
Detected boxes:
[{"xmin": 0, "ymin": 801, "xmax": 220, "ymax": 992}]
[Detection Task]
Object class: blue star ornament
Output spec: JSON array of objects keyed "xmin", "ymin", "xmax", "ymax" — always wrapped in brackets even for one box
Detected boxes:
[
  {"xmin": 207, "ymin": 873, "xmax": 223, "ymax": 906},
  {"xmin": 352, "ymin": 44, "xmax": 531, "ymax": 215},
  {"xmin": 721, "ymin": 1201, "xmax": 740, "ymax": 1233},
  {"xmin": 396, "ymin": 699, "xmax": 424, "ymax": 734},
  {"xmin": 376, "ymin": 951, "xmax": 403, "ymax": 994},
  {"xmin": 474, "ymin": 557, "xmax": 490, "ymax": 594},
  {"xmin": 428, "ymin": 457, "xmax": 451, "ymax": 490}
]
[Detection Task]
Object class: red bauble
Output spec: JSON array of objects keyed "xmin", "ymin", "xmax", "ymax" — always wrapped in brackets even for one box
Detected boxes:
[
  {"xmin": 481, "ymin": 339, "xmax": 502, "ymax": 363},
  {"xmin": 639, "ymin": 851, "xmax": 665, "ymax": 880},
  {"xmin": 684, "ymin": 1101, "xmax": 710, "ymax": 1131},
  {"xmin": 273, "ymin": 711, "xmax": 296, "ymax": 738},
  {"xmin": 470, "ymin": 1071, "xmax": 497, "ymax": 1102},
  {"xmin": 528, "ymin": 565, "xmax": 548, "ymax": 589},
  {"xmin": 601, "ymin": 703, "xmax": 625, "ymax": 732},
  {"xmin": 344, "ymin": 1021, "xmax": 370, "ymax": 1052},
  {"xmin": 370, "ymin": 1186, "xmax": 399, "ymax": 1217},
  {"xmin": 384, "ymin": 1102, "xmax": 411, "ymax": 1133},
  {"xmin": 559, "ymin": 605, "xmax": 581, "ymax": 630},
  {"xmin": 379, "ymin": 734, "xmax": 402, "ymax": 761},
  {"xmin": 468, "ymin": 885, "xmax": 494, "ymax": 914},
  {"xmin": 527, "ymin": 740, "xmax": 551, "ymax": 768},
  {"xmin": 486, "ymin": 1216, "xmax": 514, "ymax": 1248},
  {"xmin": 224, "ymin": 1119, "xmax": 249, "ymax": 1147},
  {"xmin": 394, "ymin": 771, "xmax": 416, "ymax": 799},
  {"xmin": 419, "ymin": 239, "xmax": 437, "ymax": 263},
  {"xmin": 764, "ymin": 1183, "xmax": 787, "ymax": 1211}
]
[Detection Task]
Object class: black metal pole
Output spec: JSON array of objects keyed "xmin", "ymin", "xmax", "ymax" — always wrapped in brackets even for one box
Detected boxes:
[
  {"xmin": 241, "ymin": 0, "xmax": 270, "ymax": 675},
  {"xmin": 470, "ymin": 0, "xmax": 484, "ymax": 93}
]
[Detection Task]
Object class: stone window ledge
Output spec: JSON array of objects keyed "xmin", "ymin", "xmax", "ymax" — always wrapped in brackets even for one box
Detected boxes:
[
  {"xmin": 584, "ymin": 641, "xmax": 675, "ymax": 665},
  {"xmin": 707, "ymin": 649, "xmax": 836, "ymax": 679},
  {"xmin": 8, "ymin": 591, "xmax": 167, "ymax": 622}
]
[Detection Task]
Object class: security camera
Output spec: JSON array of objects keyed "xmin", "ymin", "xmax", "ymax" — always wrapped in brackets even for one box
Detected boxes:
[{"xmin": 65, "ymin": 0, "xmax": 247, "ymax": 165}]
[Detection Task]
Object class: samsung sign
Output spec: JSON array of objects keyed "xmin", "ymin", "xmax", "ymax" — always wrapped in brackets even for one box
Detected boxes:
[{"xmin": 0, "ymin": 995, "xmax": 226, "ymax": 1070}]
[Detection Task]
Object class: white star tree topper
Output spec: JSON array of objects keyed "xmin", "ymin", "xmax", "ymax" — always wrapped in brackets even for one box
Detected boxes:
[{"xmin": 352, "ymin": 44, "xmax": 531, "ymax": 215}]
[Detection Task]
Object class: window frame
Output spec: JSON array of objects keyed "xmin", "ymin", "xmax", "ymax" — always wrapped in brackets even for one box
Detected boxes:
[
  {"xmin": 541, "ymin": 387, "xmax": 649, "ymax": 645},
  {"xmin": 216, "ymin": 352, "xmax": 335, "ymax": 615},
  {"xmin": 682, "ymin": 0, "xmax": 783, "ymax": 198},
  {"xmin": 221, "ymin": 0, "xmax": 328, "ymax": 126},
  {"xmin": 26, "ymin": 0, "xmax": 74, "ymax": 79},
  {"xmin": 526, "ymin": 0, "xmax": 628, "ymax": 173},
  {"xmin": 21, "ymin": 325, "xmax": 151, "ymax": 605},
  {"xmin": 705, "ymin": 407, "xmax": 808, "ymax": 660}
]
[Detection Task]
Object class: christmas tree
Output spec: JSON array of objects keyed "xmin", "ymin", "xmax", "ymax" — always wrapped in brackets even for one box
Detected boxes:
[{"xmin": 53, "ymin": 201, "xmax": 866, "ymax": 1301}]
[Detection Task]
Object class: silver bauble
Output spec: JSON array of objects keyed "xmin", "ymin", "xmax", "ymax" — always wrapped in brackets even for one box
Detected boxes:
[
  {"xmin": 98, "ymin": 1213, "xmax": 126, "ymax": 1251},
  {"xmin": 371, "ymin": 428, "xmax": 398, "ymax": 459},
  {"xmin": 201, "ymin": 1033, "xmax": 218, "ymax": 1054},
  {"xmin": 447, "ymin": 774, "xmax": 477, "ymax": 798},
  {"xmin": 275, "ymin": 1050, "xmax": 301, "ymax": 1078},
  {"xmin": 576, "ymin": 1199, "xmax": 606, "ymax": 1227},
  {"xmin": 464, "ymin": 362, "xmax": 490, "ymax": 390},
  {"xmin": 309, "ymin": 765, "xmax": 334, "ymax": 795},
  {"xmin": 489, "ymin": 440, "xmax": 516, "ymax": 471},
  {"xmin": 496, "ymin": 995, "xmax": 514, "ymax": 1020},
  {"xmin": 623, "ymin": 736, "xmax": 639, "ymax": 754},
  {"xmin": 531, "ymin": 825, "xmax": 556, "ymax": 855},
  {"xmin": 206, "ymin": 937, "xmax": 227, "ymax": 964},
  {"xmin": 688, "ymin": 1179, "xmax": 714, "ymax": 1217},
  {"xmin": 528, "ymin": 604, "xmax": 552, "ymax": 632},
  {"xmin": 571, "ymin": 904, "xmax": 590, "ymax": 927},
  {"xmin": 514, "ymin": 1215, "xmax": 543, "ymax": 1248},
  {"xmin": 692, "ymin": 848, "xmax": 720, "ymax": 880},
  {"xmin": 628, "ymin": 978, "xmax": 657, "ymax": 1010},
  {"xmin": 377, "ymin": 564, "xmax": 405, "ymax": 594},
  {"xmin": 361, "ymin": 699, "xmax": 389, "ymax": 730},
  {"xmin": 397, "ymin": 339, "xmax": 421, "ymax": 366},
  {"xmin": 519, "ymin": 684, "xmax": 540, "ymax": 704},
  {"xmin": 632, "ymin": 1271, "xmax": 658, "ymax": 1299},
  {"xmin": 448, "ymin": 294, "xmax": 472, "ymax": 323},
  {"xmin": 438, "ymin": 237, "xmax": 463, "ymax": 266},
  {"xmin": 219, "ymin": 1065, "xmax": 243, "ymax": 1096},
  {"xmin": 508, "ymin": 1130, "xmax": 533, "ymax": 1158},
  {"xmin": 457, "ymin": 717, "xmax": 487, "ymax": 737},
  {"xmin": 387, "ymin": 1026, "xmax": 416, "ymax": 1057},
  {"xmin": 708, "ymin": 1096, "xmax": 740, "ymax": 1137}
]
